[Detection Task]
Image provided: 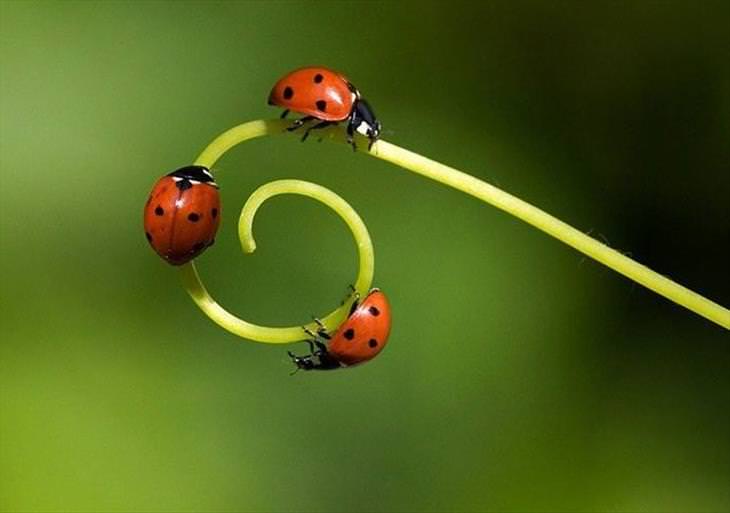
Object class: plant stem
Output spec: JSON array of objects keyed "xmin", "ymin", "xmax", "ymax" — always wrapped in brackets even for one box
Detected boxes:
[
  {"xmin": 369, "ymin": 139, "xmax": 729, "ymax": 330},
  {"xmin": 181, "ymin": 178, "xmax": 373, "ymax": 343},
  {"xmin": 183, "ymin": 119, "xmax": 729, "ymax": 332}
]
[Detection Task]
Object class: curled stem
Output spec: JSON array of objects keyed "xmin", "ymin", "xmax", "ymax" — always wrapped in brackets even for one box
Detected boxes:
[
  {"xmin": 183, "ymin": 119, "xmax": 729, "ymax": 332},
  {"xmin": 181, "ymin": 177, "xmax": 374, "ymax": 343}
]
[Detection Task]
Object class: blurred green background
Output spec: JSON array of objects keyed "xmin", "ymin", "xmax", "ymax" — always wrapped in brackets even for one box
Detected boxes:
[{"xmin": 1, "ymin": 1, "xmax": 729, "ymax": 511}]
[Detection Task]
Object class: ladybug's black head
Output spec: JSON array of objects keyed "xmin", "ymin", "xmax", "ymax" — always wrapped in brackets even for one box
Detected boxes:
[
  {"xmin": 167, "ymin": 165, "xmax": 218, "ymax": 187},
  {"xmin": 287, "ymin": 347, "xmax": 343, "ymax": 372},
  {"xmin": 288, "ymin": 351, "xmax": 316, "ymax": 371},
  {"xmin": 350, "ymin": 98, "xmax": 381, "ymax": 148}
]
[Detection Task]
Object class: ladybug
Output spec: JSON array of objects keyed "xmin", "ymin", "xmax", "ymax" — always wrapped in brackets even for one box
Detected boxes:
[
  {"xmin": 268, "ymin": 66, "xmax": 382, "ymax": 150},
  {"xmin": 143, "ymin": 165, "xmax": 221, "ymax": 265},
  {"xmin": 288, "ymin": 289, "xmax": 392, "ymax": 371}
]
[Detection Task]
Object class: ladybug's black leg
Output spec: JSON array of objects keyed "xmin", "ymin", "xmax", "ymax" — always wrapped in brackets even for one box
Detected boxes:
[
  {"xmin": 348, "ymin": 284, "xmax": 360, "ymax": 301},
  {"xmin": 286, "ymin": 116, "xmax": 314, "ymax": 132},
  {"xmin": 340, "ymin": 285, "xmax": 360, "ymax": 315},
  {"xmin": 280, "ymin": 109, "xmax": 290, "ymax": 119},
  {"xmin": 367, "ymin": 131, "xmax": 377, "ymax": 151},
  {"xmin": 312, "ymin": 317, "xmax": 331, "ymax": 339},
  {"xmin": 349, "ymin": 298, "xmax": 360, "ymax": 316},
  {"xmin": 301, "ymin": 121, "xmax": 332, "ymax": 142},
  {"xmin": 302, "ymin": 325, "xmax": 318, "ymax": 339},
  {"xmin": 345, "ymin": 121, "xmax": 357, "ymax": 151},
  {"xmin": 305, "ymin": 339, "xmax": 317, "ymax": 355},
  {"xmin": 313, "ymin": 340, "xmax": 329, "ymax": 355}
]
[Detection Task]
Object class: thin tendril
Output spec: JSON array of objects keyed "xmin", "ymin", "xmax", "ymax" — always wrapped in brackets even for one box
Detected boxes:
[
  {"xmin": 182, "ymin": 119, "xmax": 729, "ymax": 332},
  {"xmin": 180, "ymin": 178, "xmax": 374, "ymax": 343}
]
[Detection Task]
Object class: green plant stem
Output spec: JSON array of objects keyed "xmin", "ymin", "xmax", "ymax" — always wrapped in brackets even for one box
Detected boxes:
[
  {"xmin": 181, "ymin": 178, "xmax": 373, "ymax": 343},
  {"xmin": 370, "ymin": 140, "xmax": 729, "ymax": 330},
  {"xmin": 183, "ymin": 119, "xmax": 729, "ymax": 332}
]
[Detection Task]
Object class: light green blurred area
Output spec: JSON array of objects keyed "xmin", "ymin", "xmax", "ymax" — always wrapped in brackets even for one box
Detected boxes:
[{"xmin": 1, "ymin": 1, "xmax": 729, "ymax": 511}]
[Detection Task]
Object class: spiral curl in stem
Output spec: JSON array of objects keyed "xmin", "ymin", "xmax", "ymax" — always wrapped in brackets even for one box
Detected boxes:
[
  {"xmin": 183, "ymin": 119, "xmax": 729, "ymax": 333},
  {"xmin": 181, "ymin": 177, "xmax": 373, "ymax": 343}
]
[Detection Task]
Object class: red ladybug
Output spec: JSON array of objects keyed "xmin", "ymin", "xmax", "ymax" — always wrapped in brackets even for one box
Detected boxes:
[
  {"xmin": 143, "ymin": 165, "xmax": 220, "ymax": 265},
  {"xmin": 268, "ymin": 66, "xmax": 381, "ymax": 150},
  {"xmin": 288, "ymin": 289, "xmax": 392, "ymax": 371}
]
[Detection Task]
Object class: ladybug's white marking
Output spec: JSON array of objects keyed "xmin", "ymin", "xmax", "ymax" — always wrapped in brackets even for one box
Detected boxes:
[{"xmin": 355, "ymin": 120, "xmax": 374, "ymax": 136}]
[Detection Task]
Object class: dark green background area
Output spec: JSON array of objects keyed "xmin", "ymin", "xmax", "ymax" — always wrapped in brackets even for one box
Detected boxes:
[{"xmin": 1, "ymin": 1, "xmax": 728, "ymax": 511}]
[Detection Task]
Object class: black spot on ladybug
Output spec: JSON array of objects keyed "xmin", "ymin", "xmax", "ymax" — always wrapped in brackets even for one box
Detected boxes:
[
  {"xmin": 368, "ymin": 306, "xmax": 380, "ymax": 316},
  {"xmin": 145, "ymin": 232, "xmax": 152, "ymax": 242},
  {"xmin": 283, "ymin": 86, "xmax": 294, "ymax": 100},
  {"xmin": 193, "ymin": 242, "xmax": 205, "ymax": 252},
  {"xmin": 211, "ymin": 208, "xmax": 218, "ymax": 218},
  {"xmin": 188, "ymin": 212, "xmax": 200, "ymax": 222},
  {"xmin": 154, "ymin": 206, "xmax": 164, "ymax": 216},
  {"xmin": 344, "ymin": 328, "xmax": 355, "ymax": 340},
  {"xmin": 313, "ymin": 73, "xmax": 323, "ymax": 83},
  {"xmin": 315, "ymin": 100, "xmax": 327, "ymax": 112},
  {"xmin": 175, "ymin": 178, "xmax": 193, "ymax": 191},
  {"xmin": 368, "ymin": 339, "xmax": 378, "ymax": 348}
]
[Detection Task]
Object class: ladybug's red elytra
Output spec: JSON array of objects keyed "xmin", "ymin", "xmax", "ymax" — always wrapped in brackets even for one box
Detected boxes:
[
  {"xmin": 143, "ymin": 165, "xmax": 220, "ymax": 265},
  {"xmin": 268, "ymin": 66, "xmax": 382, "ymax": 150},
  {"xmin": 289, "ymin": 289, "xmax": 392, "ymax": 371}
]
